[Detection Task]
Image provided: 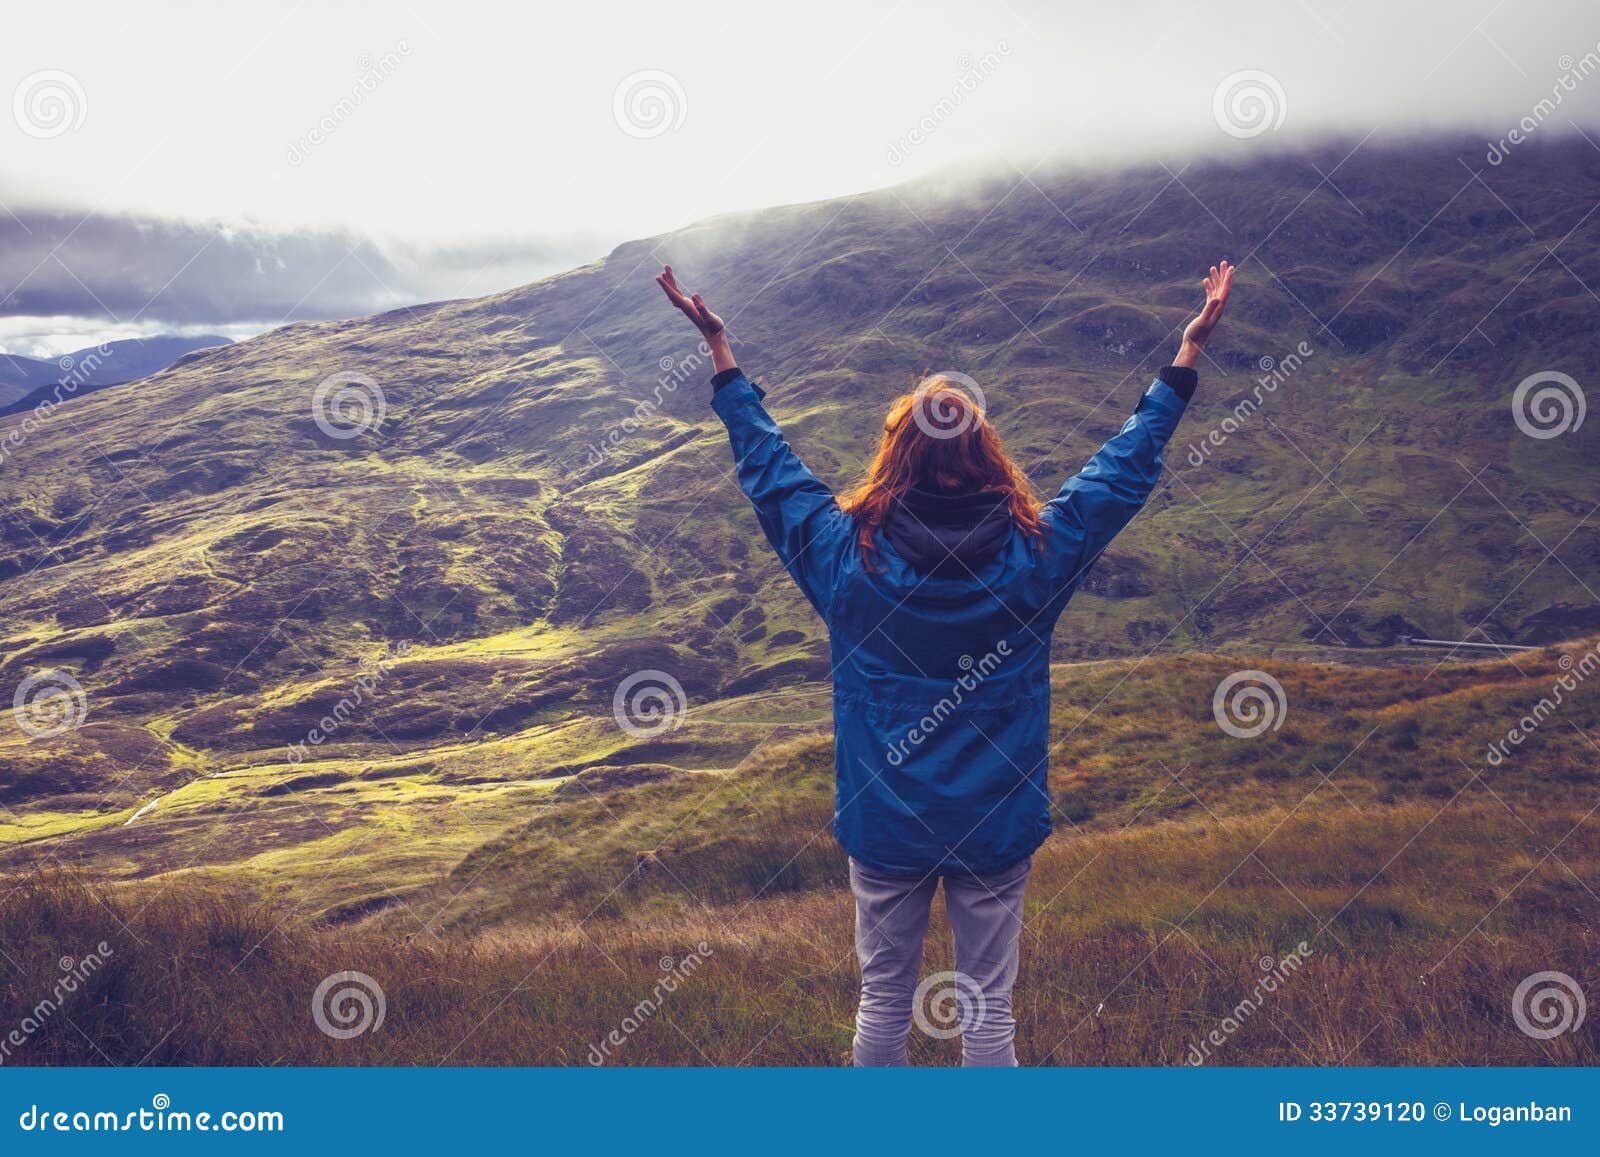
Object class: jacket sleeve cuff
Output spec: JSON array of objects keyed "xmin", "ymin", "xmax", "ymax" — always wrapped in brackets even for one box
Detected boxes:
[
  {"xmin": 1156, "ymin": 365, "xmax": 1198, "ymax": 402},
  {"xmin": 708, "ymin": 369, "xmax": 767, "ymax": 408}
]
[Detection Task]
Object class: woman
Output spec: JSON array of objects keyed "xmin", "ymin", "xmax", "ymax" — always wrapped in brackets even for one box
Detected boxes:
[{"xmin": 657, "ymin": 259, "xmax": 1235, "ymax": 1066}]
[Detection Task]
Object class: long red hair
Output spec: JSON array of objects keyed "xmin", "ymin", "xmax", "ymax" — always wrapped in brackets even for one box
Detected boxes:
[{"xmin": 840, "ymin": 376, "xmax": 1043, "ymax": 569}]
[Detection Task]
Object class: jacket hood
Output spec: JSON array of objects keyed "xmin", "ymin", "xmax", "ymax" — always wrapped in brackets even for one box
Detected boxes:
[{"xmin": 880, "ymin": 486, "xmax": 1015, "ymax": 578}]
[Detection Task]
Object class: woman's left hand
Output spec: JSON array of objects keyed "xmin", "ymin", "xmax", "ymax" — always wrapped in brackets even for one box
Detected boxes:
[{"xmin": 1175, "ymin": 259, "xmax": 1234, "ymax": 367}]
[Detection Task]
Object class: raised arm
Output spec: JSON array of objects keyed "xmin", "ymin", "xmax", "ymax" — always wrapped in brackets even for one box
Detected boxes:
[
  {"xmin": 655, "ymin": 266, "xmax": 851, "ymax": 619},
  {"xmin": 1043, "ymin": 260, "xmax": 1235, "ymax": 589}
]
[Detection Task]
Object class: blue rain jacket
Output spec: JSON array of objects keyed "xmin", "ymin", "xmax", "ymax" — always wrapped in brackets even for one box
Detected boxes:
[{"xmin": 710, "ymin": 368, "xmax": 1194, "ymax": 875}]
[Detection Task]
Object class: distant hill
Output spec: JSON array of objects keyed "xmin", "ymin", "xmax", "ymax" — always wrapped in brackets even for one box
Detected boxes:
[{"xmin": 0, "ymin": 334, "xmax": 232, "ymax": 413}]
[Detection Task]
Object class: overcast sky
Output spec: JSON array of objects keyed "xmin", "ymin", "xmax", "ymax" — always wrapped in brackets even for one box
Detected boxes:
[{"xmin": 2, "ymin": 0, "xmax": 1598, "ymax": 354}]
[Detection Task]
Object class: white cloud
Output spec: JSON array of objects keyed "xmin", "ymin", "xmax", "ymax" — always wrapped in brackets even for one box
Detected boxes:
[
  {"xmin": 7, "ymin": 1, "xmax": 1596, "ymax": 240},
  {"xmin": 1, "ymin": 0, "xmax": 1596, "ymax": 348}
]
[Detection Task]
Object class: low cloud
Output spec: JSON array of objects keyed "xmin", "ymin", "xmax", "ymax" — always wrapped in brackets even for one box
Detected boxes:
[{"xmin": 0, "ymin": 205, "xmax": 606, "ymax": 353}]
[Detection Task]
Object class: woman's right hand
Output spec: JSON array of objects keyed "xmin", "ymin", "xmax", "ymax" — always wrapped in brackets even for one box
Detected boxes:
[{"xmin": 656, "ymin": 265, "xmax": 725, "ymax": 339}]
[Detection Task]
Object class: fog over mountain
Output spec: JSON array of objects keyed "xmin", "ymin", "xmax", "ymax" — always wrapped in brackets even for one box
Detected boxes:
[{"xmin": 4, "ymin": 0, "xmax": 1597, "ymax": 352}]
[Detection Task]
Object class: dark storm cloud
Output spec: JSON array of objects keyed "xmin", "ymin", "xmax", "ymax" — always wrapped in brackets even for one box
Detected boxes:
[{"xmin": 0, "ymin": 205, "xmax": 605, "ymax": 328}]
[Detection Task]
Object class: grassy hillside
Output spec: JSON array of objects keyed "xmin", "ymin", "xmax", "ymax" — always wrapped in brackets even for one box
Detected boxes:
[
  {"xmin": 2, "ymin": 136, "xmax": 1598, "ymax": 1038},
  {"xmin": 3, "ymin": 644, "xmax": 1596, "ymax": 1064},
  {"xmin": 4, "ymin": 142, "xmax": 1597, "ymax": 684}
]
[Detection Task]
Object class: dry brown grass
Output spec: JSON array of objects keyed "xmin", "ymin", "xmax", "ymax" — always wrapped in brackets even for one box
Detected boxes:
[
  {"xmin": 4, "ymin": 791, "xmax": 1594, "ymax": 1066},
  {"xmin": 6, "ymin": 645, "xmax": 1597, "ymax": 1065}
]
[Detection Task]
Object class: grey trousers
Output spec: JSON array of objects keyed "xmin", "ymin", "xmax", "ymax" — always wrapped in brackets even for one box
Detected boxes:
[{"xmin": 849, "ymin": 855, "xmax": 1031, "ymax": 1067}]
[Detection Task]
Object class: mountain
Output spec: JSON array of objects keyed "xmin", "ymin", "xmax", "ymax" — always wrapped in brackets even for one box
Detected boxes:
[
  {"xmin": 0, "ymin": 334, "xmax": 233, "ymax": 412},
  {"xmin": 1, "ymin": 134, "xmax": 1599, "ymax": 924}
]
